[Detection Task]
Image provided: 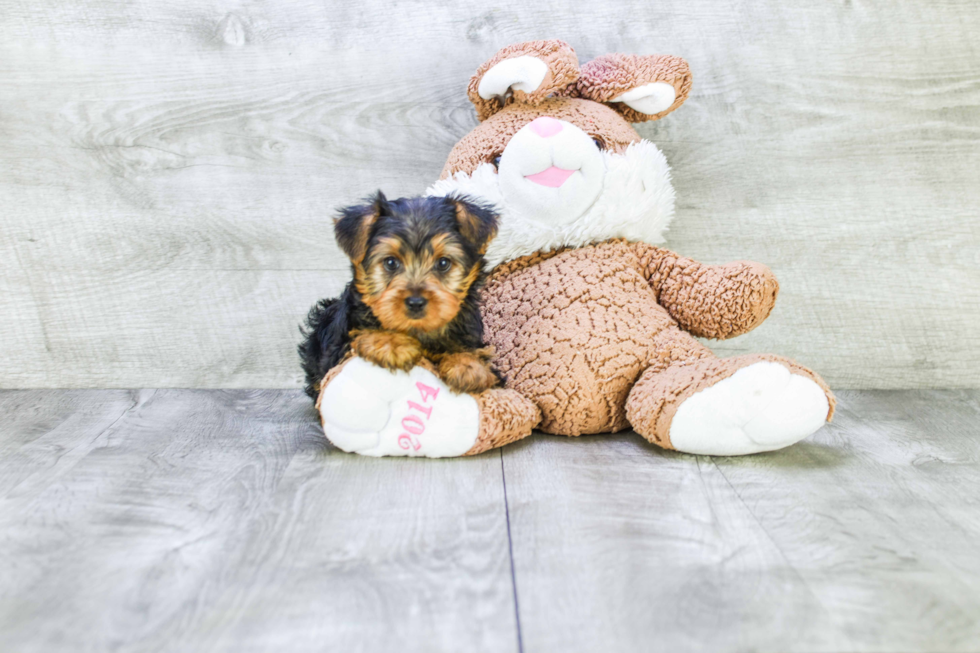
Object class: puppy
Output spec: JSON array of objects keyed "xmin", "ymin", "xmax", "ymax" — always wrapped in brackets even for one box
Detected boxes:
[{"xmin": 299, "ymin": 191, "xmax": 500, "ymax": 399}]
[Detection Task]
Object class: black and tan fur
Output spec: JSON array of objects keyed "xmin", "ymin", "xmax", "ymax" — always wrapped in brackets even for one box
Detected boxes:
[{"xmin": 299, "ymin": 192, "xmax": 500, "ymax": 398}]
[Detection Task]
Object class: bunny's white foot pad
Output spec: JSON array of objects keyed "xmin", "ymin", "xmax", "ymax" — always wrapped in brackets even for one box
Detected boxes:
[
  {"xmin": 669, "ymin": 362, "xmax": 830, "ymax": 456},
  {"xmin": 318, "ymin": 358, "xmax": 480, "ymax": 457}
]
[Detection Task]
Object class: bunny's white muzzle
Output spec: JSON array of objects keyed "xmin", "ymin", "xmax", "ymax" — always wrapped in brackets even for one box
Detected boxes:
[{"xmin": 497, "ymin": 117, "xmax": 605, "ymax": 227}]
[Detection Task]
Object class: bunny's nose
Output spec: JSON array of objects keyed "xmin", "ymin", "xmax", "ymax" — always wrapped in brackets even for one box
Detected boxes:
[{"xmin": 527, "ymin": 116, "xmax": 563, "ymax": 138}]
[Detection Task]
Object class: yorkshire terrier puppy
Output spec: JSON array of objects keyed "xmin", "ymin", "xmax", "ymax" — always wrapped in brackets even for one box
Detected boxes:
[{"xmin": 299, "ymin": 192, "xmax": 501, "ymax": 399}]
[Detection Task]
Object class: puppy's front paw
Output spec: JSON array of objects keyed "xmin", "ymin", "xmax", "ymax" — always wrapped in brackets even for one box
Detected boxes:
[
  {"xmin": 438, "ymin": 351, "xmax": 499, "ymax": 394},
  {"xmin": 352, "ymin": 331, "xmax": 422, "ymax": 372}
]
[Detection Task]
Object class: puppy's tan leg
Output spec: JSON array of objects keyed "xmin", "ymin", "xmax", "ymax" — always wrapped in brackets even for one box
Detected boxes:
[
  {"xmin": 351, "ymin": 330, "xmax": 422, "ymax": 372},
  {"xmin": 437, "ymin": 349, "xmax": 499, "ymax": 394}
]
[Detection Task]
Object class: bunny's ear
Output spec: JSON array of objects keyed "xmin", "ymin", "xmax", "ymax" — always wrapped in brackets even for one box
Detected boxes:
[
  {"xmin": 468, "ymin": 40, "xmax": 579, "ymax": 121},
  {"xmin": 576, "ymin": 53, "xmax": 692, "ymax": 123}
]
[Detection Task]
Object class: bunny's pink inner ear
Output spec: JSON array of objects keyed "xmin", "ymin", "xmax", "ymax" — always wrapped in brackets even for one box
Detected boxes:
[
  {"xmin": 577, "ymin": 53, "xmax": 693, "ymax": 123},
  {"xmin": 467, "ymin": 39, "xmax": 580, "ymax": 121}
]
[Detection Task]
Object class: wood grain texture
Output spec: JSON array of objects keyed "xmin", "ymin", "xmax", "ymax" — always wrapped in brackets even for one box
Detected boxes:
[
  {"xmin": 1, "ymin": 0, "xmax": 978, "ymax": 389},
  {"xmin": 502, "ymin": 389, "xmax": 980, "ymax": 652},
  {"xmin": 0, "ymin": 390, "xmax": 518, "ymax": 653},
  {"xmin": 3, "ymin": 389, "xmax": 980, "ymax": 651}
]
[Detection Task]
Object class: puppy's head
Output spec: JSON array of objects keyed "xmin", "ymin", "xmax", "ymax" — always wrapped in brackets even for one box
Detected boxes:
[{"xmin": 334, "ymin": 192, "xmax": 498, "ymax": 333}]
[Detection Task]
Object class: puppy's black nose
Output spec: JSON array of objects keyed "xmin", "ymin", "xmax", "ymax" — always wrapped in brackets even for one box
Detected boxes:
[{"xmin": 405, "ymin": 296, "xmax": 427, "ymax": 313}]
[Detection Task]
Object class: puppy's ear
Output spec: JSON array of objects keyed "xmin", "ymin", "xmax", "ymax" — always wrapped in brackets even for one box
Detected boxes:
[
  {"xmin": 334, "ymin": 191, "xmax": 389, "ymax": 264},
  {"xmin": 450, "ymin": 194, "xmax": 498, "ymax": 255}
]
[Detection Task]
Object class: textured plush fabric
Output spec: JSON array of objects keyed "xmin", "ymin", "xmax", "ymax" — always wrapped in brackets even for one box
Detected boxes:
[
  {"xmin": 634, "ymin": 244, "xmax": 780, "ymax": 339},
  {"xmin": 465, "ymin": 387, "xmax": 541, "ymax": 455},
  {"xmin": 314, "ymin": 353, "xmax": 353, "ymax": 410},
  {"xmin": 467, "ymin": 39, "xmax": 580, "ymax": 122},
  {"xmin": 316, "ymin": 355, "xmax": 539, "ymax": 456},
  {"xmin": 316, "ymin": 40, "xmax": 835, "ymax": 456},
  {"xmin": 430, "ymin": 140, "xmax": 675, "ymax": 269},
  {"xmin": 574, "ymin": 53, "xmax": 693, "ymax": 123},
  {"xmin": 440, "ymin": 98, "xmax": 641, "ymax": 179},
  {"xmin": 483, "ymin": 242, "xmax": 670, "ymax": 434},
  {"xmin": 478, "ymin": 239, "xmax": 831, "ymax": 438},
  {"xmin": 626, "ymin": 354, "xmax": 836, "ymax": 449}
]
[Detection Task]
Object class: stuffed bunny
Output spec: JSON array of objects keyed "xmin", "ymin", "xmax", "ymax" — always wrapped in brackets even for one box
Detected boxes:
[{"xmin": 315, "ymin": 40, "xmax": 834, "ymax": 457}]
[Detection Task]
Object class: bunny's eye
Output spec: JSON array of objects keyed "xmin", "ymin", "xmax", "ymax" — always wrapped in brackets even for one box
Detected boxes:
[
  {"xmin": 592, "ymin": 138, "xmax": 606, "ymax": 151},
  {"xmin": 491, "ymin": 154, "xmax": 502, "ymax": 168}
]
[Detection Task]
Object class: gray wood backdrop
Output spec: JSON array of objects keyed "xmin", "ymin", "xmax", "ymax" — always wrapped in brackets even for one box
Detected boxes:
[{"xmin": 2, "ymin": 0, "xmax": 978, "ymax": 390}]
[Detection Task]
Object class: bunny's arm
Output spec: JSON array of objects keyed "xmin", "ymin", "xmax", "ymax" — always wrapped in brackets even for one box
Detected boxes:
[{"xmin": 632, "ymin": 242, "xmax": 779, "ymax": 340}]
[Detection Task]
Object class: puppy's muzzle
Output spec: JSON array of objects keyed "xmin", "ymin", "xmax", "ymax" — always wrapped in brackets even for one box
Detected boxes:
[{"xmin": 404, "ymin": 295, "xmax": 427, "ymax": 317}]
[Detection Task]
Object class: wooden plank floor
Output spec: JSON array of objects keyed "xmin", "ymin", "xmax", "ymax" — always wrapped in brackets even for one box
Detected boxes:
[{"xmin": 1, "ymin": 390, "xmax": 978, "ymax": 653}]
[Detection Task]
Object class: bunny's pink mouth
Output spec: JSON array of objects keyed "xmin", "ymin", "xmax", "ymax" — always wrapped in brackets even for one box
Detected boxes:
[{"xmin": 524, "ymin": 166, "xmax": 577, "ymax": 188}]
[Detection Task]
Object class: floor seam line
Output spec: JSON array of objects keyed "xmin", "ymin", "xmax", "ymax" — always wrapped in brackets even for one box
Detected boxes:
[{"xmin": 500, "ymin": 448, "xmax": 524, "ymax": 653}]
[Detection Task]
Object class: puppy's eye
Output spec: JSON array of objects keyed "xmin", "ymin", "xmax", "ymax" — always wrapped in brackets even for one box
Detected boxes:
[
  {"xmin": 383, "ymin": 257, "xmax": 400, "ymax": 272},
  {"xmin": 491, "ymin": 154, "xmax": 502, "ymax": 169},
  {"xmin": 435, "ymin": 257, "xmax": 452, "ymax": 272},
  {"xmin": 592, "ymin": 138, "xmax": 605, "ymax": 151}
]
